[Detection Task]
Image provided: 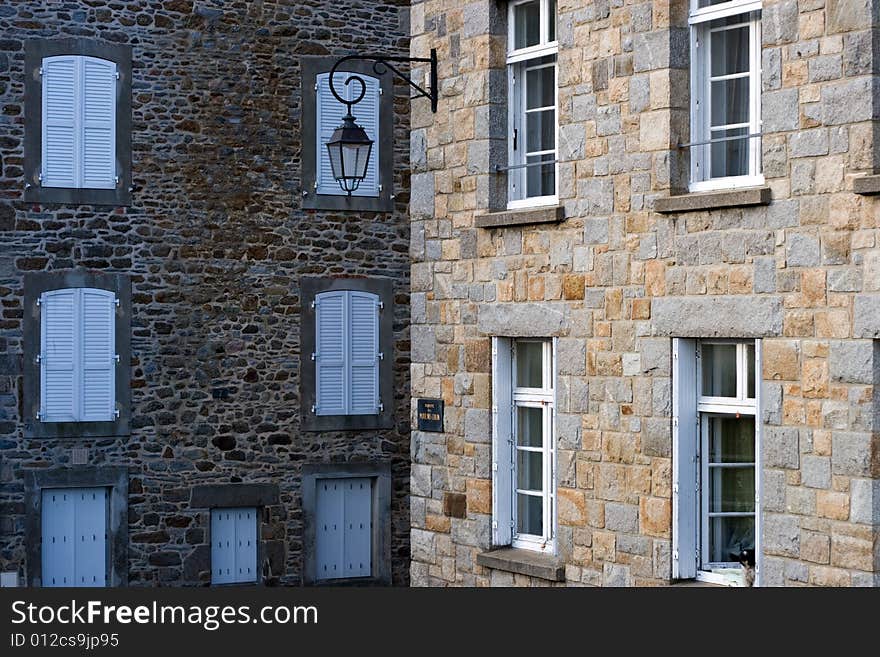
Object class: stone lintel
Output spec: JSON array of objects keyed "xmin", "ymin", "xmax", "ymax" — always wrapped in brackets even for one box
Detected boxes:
[
  {"xmin": 654, "ymin": 186, "xmax": 771, "ymax": 213},
  {"xmin": 476, "ymin": 548, "xmax": 565, "ymax": 582},
  {"xmin": 652, "ymin": 295, "xmax": 783, "ymax": 337},
  {"xmin": 477, "ymin": 302, "xmax": 569, "ymax": 337},
  {"xmin": 475, "ymin": 205, "xmax": 565, "ymax": 228},
  {"xmin": 190, "ymin": 483, "xmax": 280, "ymax": 508},
  {"xmin": 853, "ymin": 174, "xmax": 880, "ymax": 195}
]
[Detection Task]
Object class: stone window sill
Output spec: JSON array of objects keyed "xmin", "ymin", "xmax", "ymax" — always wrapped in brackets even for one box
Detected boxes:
[
  {"xmin": 654, "ymin": 186, "xmax": 771, "ymax": 214},
  {"xmin": 475, "ymin": 205, "xmax": 564, "ymax": 228},
  {"xmin": 475, "ymin": 547, "xmax": 565, "ymax": 582},
  {"xmin": 853, "ymin": 174, "xmax": 880, "ymax": 195}
]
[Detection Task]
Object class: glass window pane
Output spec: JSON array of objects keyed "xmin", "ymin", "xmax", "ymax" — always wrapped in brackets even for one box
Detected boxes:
[
  {"xmin": 709, "ymin": 466, "xmax": 755, "ymax": 513},
  {"xmin": 710, "ymin": 127, "xmax": 750, "ymax": 178},
  {"xmin": 746, "ymin": 343, "xmax": 755, "ymax": 398},
  {"xmin": 526, "ymin": 109, "xmax": 555, "ymax": 153},
  {"xmin": 710, "ymin": 77, "xmax": 749, "ymax": 127},
  {"xmin": 698, "ymin": 0, "xmax": 734, "ymax": 8},
  {"xmin": 709, "ymin": 516, "xmax": 755, "ymax": 563},
  {"xmin": 517, "ymin": 493, "xmax": 544, "ymax": 536},
  {"xmin": 517, "ymin": 406, "xmax": 544, "ymax": 447},
  {"xmin": 526, "ymin": 64, "xmax": 555, "ymax": 110},
  {"xmin": 517, "ymin": 450, "xmax": 543, "ymax": 491},
  {"xmin": 708, "ymin": 416, "xmax": 756, "ymax": 463},
  {"xmin": 526, "ymin": 154, "xmax": 555, "ymax": 198},
  {"xmin": 514, "ymin": 1, "xmax": 541, "ymax": 49},
  {"xmin": 710, "ymin": 25, "xmax": 749, "ymax": 77},
  {"xmin": 547, "ymin": 0, "xmax": 556, "ymax": 42},
  {"xmin": 516, "ymin": 341, "xmax": 544, "ymax": 388},
  {"xmin": 701, "ymin": 343, "xmax": 737, "ymax": 397}
]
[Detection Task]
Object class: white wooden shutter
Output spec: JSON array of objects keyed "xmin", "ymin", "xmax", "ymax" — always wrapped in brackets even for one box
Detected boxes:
[
  {"xmin": 80, "ymin": 288, "xmax": 116, "ymax": 422},
  {"xmin": 343, "ymin": 478, "xmax": 372, "ymax": 578},
  {"xmin": 315, "ymin": 291, "xmax": 347, "ymax": 415},
  {"xmin": 211, "ymin": 508, "xmax": 236, "ymax": 584},
  {"xmin": 81, "ymin": 57, "xmax": 117, "ymax": 189},
  {"xmin": 348, "ymin": 291, "xmax": 380, "ymax": 415},
  {"xmin": 41, "ymin": 56, "xmax": 78, "ymax": 188},
  {"xmin": 40, "ymin": 289, "xmax": 78, "ymax": 422},
  {"xmin": 672, "ymin": 338, "xmax": 699, "ymax": 579},
  {"xmin": 41, "ymin": 487, "xmax": 107, "ymax": 588},
  {"xmin": 315, "ymin": 72, "xmax": 380, "ymax": 197},
  {"xmin": 234, "ymin": 508, "xmax": 257, "ymax": 583},
  {"xmin": 491, "ymin": 337, "xmax": 514, "ymax": 546},
  {"xmin": 315, "ymin": 479, "xmax": 344, "ymax": 579}
]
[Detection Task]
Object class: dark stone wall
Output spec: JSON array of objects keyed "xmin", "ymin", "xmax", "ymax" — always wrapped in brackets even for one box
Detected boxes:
[{"xmin": 0, "ymin": 0, "xmax": 411, "ymax": 586}]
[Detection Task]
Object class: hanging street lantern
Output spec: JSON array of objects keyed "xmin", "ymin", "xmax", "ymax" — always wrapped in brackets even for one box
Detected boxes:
[{"xmin": 326, "ymin": 50, "xmax": 438, "ymax": 195}]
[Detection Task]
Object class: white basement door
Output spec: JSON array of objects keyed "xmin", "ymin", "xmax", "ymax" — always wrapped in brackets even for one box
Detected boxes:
[
  {"xmin": 315, "ymin": 477, "xmax": 372, "ymax": 580},
  {"xmin": 211, "ymin": 508, "xmax": 257, "ymax": 585},
  {"xmin": 41, "ymin": 487, "xmax": 108, "ymax": 587}
]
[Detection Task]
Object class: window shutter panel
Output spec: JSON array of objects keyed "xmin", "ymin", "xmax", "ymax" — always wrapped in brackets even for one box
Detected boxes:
[
  {"xmin": 348, "ymin": 291, "xmax": 380, "ymax": 415},
  {"xmin": 40, "ymin": 289, "xmax": 78, "ymax": 422},
  {"xmin": 41, "ymin": 489, "xmax": 76, "ymax": 587},
  {"xmin": 315, "ymin": 72, "xmax": 380, "ymax": 197},
  {"xmin": 234, "ymin": 508, "xmax": 257, "ymax": 583},
  {"xmin": 73, "ymin": 488, "xmax": 107, "ymax": 587},
  {"xmin": 211, "ymin": 509, "xmax": 236, "ymax": 585},
  {"xmin": 315, "ymin": 291, "xmax": 347, "ymax": 415},
  {"xmin": 41, "ymin": 56, "xmax": 78, "ymax": 188},
  {"xmin": 672, "ymin": 338, "xmax": 699, "ymax": 579},
  {"xmin": 491, "ymin": 337, "xmax": 514, "ymax": 546},
  {"xmin": 81, "ymin": 57, "xmax": 116, "ymax": 189},
  {"xmin": 316, "ymin": 479, "xmax": 344, "ymax": 580},
  {"xmin": 80, "ymin": 288, "xmax": 116, "ymax": 422},
  {"xmin": 342, "ymin": 478, "xmax": 372, "ymax": 578}
]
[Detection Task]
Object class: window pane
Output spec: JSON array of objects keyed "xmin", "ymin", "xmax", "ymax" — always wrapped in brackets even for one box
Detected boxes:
[
  {"xmin": 514, "ymin": 1, "xmax": 541, "ymax": 49},
  {"xmin": 746, "ymin": 343, "xmax": 755, "ymax": 398},
  {"xmin": 709, "ymin": 127, "xmax": 750, "ymax": 178},
  {"xmin": 516, "ymin": 341, "xmax": 544, "ymax": 388},
  {"xmin": 517, "ymin": 450, "xmax": 543, "ymax": 491},
  {"xmin": 701, "ymin": 343, "xmax": 737, "ymax": 397},
  {"xmin": 710, "ymin": 77, "xmax": 749, "ymax": 127},
  {"xmin": 526, "ymin": 63, "xmax": 555, "ymax": 109},
  {"xmin": 526, "ymin": 154, "xmax": 555, "ymax": 198},
  {"xmin": 709, "ymin": 516, "xmax": 754, "ymax": 563},
  {"xmin": 710, "ymin": 24, "xmax": 749, "ymax": 77},
  {"xmin": 697, "ymin": 0, "xmax": 734, "ymax": 7},
  {"xmin": 517, "ymin": 406, "xmax": 544, "ymax": 447},
  {"xmin": 709, "ymin": 466, "xmax": 755, "ymax": 513},
  {"xmin": 547, "ymin": 0, "xmax": 556, "ymax": 41},
  {"xmin": 526, "ymin": 109, "xmax": 555, "ymax": 152},
  {"xmin": 517, "ymin": 493, "xmax": 543, "ymax": 536},
  {"xmin": 708, "ymin": 416, "xmax": 756, "ymax": 463}
]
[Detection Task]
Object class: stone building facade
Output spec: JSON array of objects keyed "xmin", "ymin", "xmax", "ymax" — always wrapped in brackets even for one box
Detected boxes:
[
  {"xmin": 409, "ymin": 0, "xmax": 880, "ymax": 586},
  {"xmin": 0, "ymin": 0, "xmax": 412, "ymax": 586}
]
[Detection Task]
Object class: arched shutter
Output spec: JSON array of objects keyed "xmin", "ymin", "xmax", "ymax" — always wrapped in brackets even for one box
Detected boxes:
[
  {"xmin": 80, "ymin": 288, "xmax": 116, "ymax": 422},
  {"xmin": 348, "ymin": 291, "xmax": 380, "ymax": 415},
  {"xmin": 81, "ymin": 57, "xmax": 117, "ymax": 189},
  {"xmin": 316, "ymin": 72, "xmax": 380, "ymax": 197},
  {"xmin": 40, "ymin": 288, "xmax": 78, "ymax": 422},
  {"xmin": 41, "ymin": 56, "xmax": 78, "ymax": 188},
  {"xmin": 315, "ymin": 291, "xmax": 347, "ymax": 415}
]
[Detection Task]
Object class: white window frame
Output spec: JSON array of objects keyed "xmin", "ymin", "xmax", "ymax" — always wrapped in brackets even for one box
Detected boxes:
[
  {"xmin": 689, "ymin": 0, "xmax": 763, "ymax": 192},
  {"xmin": 507, "ymin": 0, "xmax": 558, "ymax": 210},
  {"xmin": 673, "ymin": 338, "xmax": 762, "ymax": 587}
]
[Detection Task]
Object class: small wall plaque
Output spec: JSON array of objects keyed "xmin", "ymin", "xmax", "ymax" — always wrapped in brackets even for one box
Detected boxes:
[{"xmin": 417, "ymin": 398, "xmax": 444, "ymax": 432}]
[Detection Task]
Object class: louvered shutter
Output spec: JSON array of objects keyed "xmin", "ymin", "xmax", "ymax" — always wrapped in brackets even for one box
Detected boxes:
[
  {"xmin": 315, "ymin": 291, "xmax": 347, "ymax": 415},
  {"xmin": 348, "ymin": 291, "xmax": 380, "ymax": 415},
  {"xmin": 41, "ymin": 56, "xmax": 78, "ymax": 188},
  {"xmin": 40, "ymin": 289, "xmax": 78, "ymax": 422},
  {"xmin": 81, "ymin": 57, "xmax": 116, "ymax": 189},
  {"xmin": 316, "ymin": 72, "xmax": 380, "ymax": 197},
  {"xmin": 672, "ymin": 338, "xmax": 699, "ymax": 579},
  {"xmin": 491, "ymin": 337, "xmax": 514, "ymax": 546},
  {"xmin": 80, "ymin": 288, "xmax": 116, "ymax": 422}
]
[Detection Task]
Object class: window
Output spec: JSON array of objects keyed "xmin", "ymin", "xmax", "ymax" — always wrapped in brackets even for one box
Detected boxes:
[
  {"xmin": 25, "ymin": 39, "xmax": 131, "ymax": 205},
  {"xmin": 507, "ymin": 0, "xmax": 558, "ymax": 208},
  {"xmin": 300, "ymin": 277, "xmax": 394, "ymax": 432},
  {"xmin": 491, "ymin": 338, "xmax": 556, "ymax": 553},
  {"xmin": 211, "ymin": 508, "xmax": 258, "ymax": 585},
  {"xmin": 315, "ymin": 477, "xmax": 373, "ymax": 581},
  {"xmin": 673, "ymin": 338, "xmax": 761, "ymax": 586},
  {"xmin": 38, "ymin": 287, "xmax": 117, "ymax": 423},
  {"xmin": 41, "ymin": 487, "xmax": 108, "ymax": 587},
  {"xmin": 23, "ymin": 272, "xmax": 130, "ymax": 438},
  {"xmin": 300, "ymin": 57, "xmax": 394, "ymax": 212},
  {"xmin": 689, "ymin": 0, "xmax": 762, "ymax": 191}
]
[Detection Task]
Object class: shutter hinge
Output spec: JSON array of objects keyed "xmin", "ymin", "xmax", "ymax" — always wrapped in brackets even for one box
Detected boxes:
[
  {"xmin": 492, "ymin": 462, "xmax": 498, "ymax": 472},
  {"xmin": 379, "ymin": 87, "xmax": 383, "ymax": 95},
  {"xmin": 114, "ymin": 354, "xmax": 120, "ymax": 363},
  {"xmin": 35, "ymin": 411, "xmax": 41, "ymax": 420},
  {"xmin": 313, "ymin": 181, "xmax": 318, "ymax": 190},
  {"xmin": 37, "ymin": 173, "xmax": 43, "ymax": 185},
  {"xmin": 115, "ymin": 71, "xmax": 120, "ymax": 80},
  {"xmin": 35, "ymin": 354, "xmax": 41, "ymax": 364},
  {"xmin": 310, "ymin": 300, "xmax": 316, "ymax": 309},
  {"xmin": 377, "ymin": 352, "xmax": 384, "ymax": 361},
  {"xmin": 673, "ymin": 549, "xmax": 679, "ymax": 562},
  {"xmin": 310, "ymin": 352, "xmax": 316, "ymax": 361},
  {"xmin": 114, "ymin": 297, "xmax": 120, "ymax": 307},
  {"xmin": 114, "ymin": 175, "xmax": 119, "ymax": 185},
  {"xmin": 38, "ymin": 67, "xmax": 43, "ymax": 77},
  {"xmin": 672, "ymin": 416, "xmax": 678, "ymax": 428},
  {"xmin": 114, "ymin": 408, "xmax": 120, "ymax": 419},
  {"xmin": 314, "ymin": 82, "xmax": 318, "ymax": 91},
  {"xmin": 673, "ymin": 483, "xmax": 679, "ymax": 494},
  {"xmin": 378, "ymin": 184, "xmax": 383, "ymax": 192},
  {"xmin": 311, "ymin": 404, "xmax": 317, "ymax": 414},
  {"xmin": 378, "ymin": 301, "xmax": 384, "ymax": 310},
  {"xmin": 378, "ymin": 401, "xmax": 384, "ymax": 412},
  {"xmin": 492, "ymin": 520, "xmax": 498, "ymax": 530},
  {"xmin": 35, "ymin": 298, "xmax": 41, "ymax": 307}
]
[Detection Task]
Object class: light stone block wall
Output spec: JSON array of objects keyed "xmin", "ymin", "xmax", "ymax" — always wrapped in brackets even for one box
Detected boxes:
[{"xmin": 410, "ymin": 0, "xmax": 879, "ymax": 586}]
